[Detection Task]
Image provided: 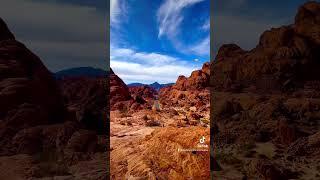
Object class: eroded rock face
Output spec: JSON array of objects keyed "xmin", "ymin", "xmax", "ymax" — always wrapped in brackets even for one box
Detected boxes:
[
  {"xmin": 109, "ymin": 69, "xmax": 132, "ymax": 110},
  {"xmin": 294, "ymin": 1, "xmax": 320, "ymax": 44},
  {"xmin": 247, "ymin": 159, "xmax": 294, "ymax": 180},
  {"xmin": 59, "ymin": 77, "xmax": 107, "ymax": 134},
  {"xmin": 129, "ymin": 85, "xmax": 157, "ymax": 100},
  {"xmin": 0, "ymin": 18, "xmax": 107, "ymax": 179},
  {"xmin": 211, "ymin": 2, "xmax": 320, "ymax": 179},
  {"xmin": 174, "ymin": 62, "xmax": 210, "ymax": 91},
  {"xmin": 0, "ymin": 18, "xmax": 66, "ymax": 155},
  {"xmin": 211, "ymin": 2, "xmax": 320, "ymax": 92},
  {"xmin": 159, "ymin": 62, "xmax": 210, "ymax": 110},
  {"xmin": 287, "ymin": 131, "xmax": 320, "ymax": 157},
  {"xmin": 111, "ymin": 126, "xmax": 210, "ymax": 179}
]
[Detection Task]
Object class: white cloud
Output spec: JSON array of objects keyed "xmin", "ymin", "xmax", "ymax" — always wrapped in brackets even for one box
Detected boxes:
[
  {"xmin": 111, "ymin": 46, "xmax": 179, "ymax": 66},
  {"xmin": 201, "ymin": 19, "xmax": 210, "ymax": 31},
  {"xmin": 110, "ymin": 47, "xmax": 200, "ymax": 84},
  {"xmin": 190, "ymin": 35, "xmax": 209, "ymax": 55},
  {"xmin": 157, "ymin": 0, "xmax": 204, "ymax": 38},
  {"xmin": 110, "ymin": 0, "xmax": 126, "ymax": 26},
  {"xmin": 157, "ymin": 0, "xmax": 209, "ymax": 56},
  {"xmin": 111, "ymin": 60, "xmax": 198, "ymax": 84}
]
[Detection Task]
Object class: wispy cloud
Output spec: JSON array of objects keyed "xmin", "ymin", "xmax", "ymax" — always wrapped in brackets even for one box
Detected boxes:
[
  {"xmin": 157, "ymin": 0, "xmax": 209, "ymax": 56},
  {"xmin": 190, "ymin": 35, "xmax": 209, "ymax": 55},
  {"xmin": 111, "ymin": 47, "xmax": 178, "ymax": 65},
  {"xmin": 201, "ymin": 18, "xmax": 210, "ymax": 31},
  {"xmin": 157, "ymin": 0, "xmax": 204, "ymax": 38},
  {"xmin": 111, "ymin": 46, "xmax": 199, "ymax": 84},
  {"xmin": 110, "ymin": 0, "xmax": 127, "ymax": 26}
]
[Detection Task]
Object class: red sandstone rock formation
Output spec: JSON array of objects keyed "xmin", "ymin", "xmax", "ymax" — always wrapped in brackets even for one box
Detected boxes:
[
  {"xmin": 0, "ymin": 17, "xmax": 67, "ymax": 155},
  {"xmin": 129, "ymin": 85, "xmax": 157, "ymax": 100},
  {"xmin": 211, "ymin": 1, "xmax": 320, "ymax": 92},
  {"xmin": 0, "ymin": 18, "xmax": 107, "ymax": 179},
  {"xmin": 58, "ymin": 77, "xmax": 107, "ymax": 134},
  {"xmin": 211, "ymin": 2, "xmax": 320, "ymax": 179},
  {"xmin": 159, "ymin": 62, "xmax": 210, "ymax": 111},
  {"xmin": 109, "ymin": 69, "xmax": 133, "ymax": 110}
]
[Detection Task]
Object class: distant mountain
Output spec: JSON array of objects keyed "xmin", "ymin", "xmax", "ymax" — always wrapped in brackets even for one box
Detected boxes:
[
  {"xmin": 54, "ymin": 67, "xmax": 108, "ymax": 79},
  {"xmin": 128, "ymin": 83, "xmax": 145, "ymax": 87},
  {"xmin": 128, "ymin": 82, "xmax": 174, "ymax": 91}
]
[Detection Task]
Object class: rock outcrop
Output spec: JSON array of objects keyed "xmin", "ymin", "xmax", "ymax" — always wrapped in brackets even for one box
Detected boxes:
[
  {"xmin": 0, "ymin": 18, "xmax": 107, "ymax": 179},
  {"xmin": 211, "ymin": 2, "xmax": 320, "ymax": 179},
  {"xmin": 159, "ymin": 62, "xmax": 210, "ymax": 112},
  {"xmin": 129, "ymin": 85, "xmax": 157, "ymax": 100},
  {"xmin": 211, "ymin": 1, "xmax": 320, "ymax": 92},
  {"xmin": 0, "ymin": 18, "xmax": 66, "ymax": 155},
  {"xmin": 109, "ymin": 69, "xmax": 132, "ymax": 110},
  {"xmin": 58, "ymin": 77, "xmax": 107, "ymax": 134},
  {"xmin": 173, "ymin": 62, "xmax": 210, "ymax": 91}
]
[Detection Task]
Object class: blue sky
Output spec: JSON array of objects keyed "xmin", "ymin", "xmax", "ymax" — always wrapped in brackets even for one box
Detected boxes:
[{"xmin": 110, "ymin": 0, "xmax": 210, "ymax": 84}]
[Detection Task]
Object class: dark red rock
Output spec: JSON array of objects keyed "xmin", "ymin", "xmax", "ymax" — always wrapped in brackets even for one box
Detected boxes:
[
  {"xmin": 0, "ymin": 18, "xmax": 67, "ymax": 155},
  {"xmin": 211, "ymin": 2, "xmax": 320, "ymax": 91},
  {"xmin": 0, "ymin": 18, "xmax": 14, "ymax": 41},
  {"xmin": 277, "ymin": 118, "xmax": 299, "ymax": 145},
  {"xmin": 109, "ymin": 69, "xmax": 132, "ymax": 110},
  {"xmin": 159, "ymin": 62, "xmax": 210, "ymax": 109},
  {"xmin": 58, "ymin": 77, "xmax": 107, "ymax": 134},
  {"xmin": 287, "ymin": 131, "xmax": 320, "ymax": 157},
  {"xmin": 174, "ymin": 62, "xmax": 210, "ymax": 91},
  {"xmin": 129, "ymin": 85, "xmax": 157, "ymax": 100}
]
